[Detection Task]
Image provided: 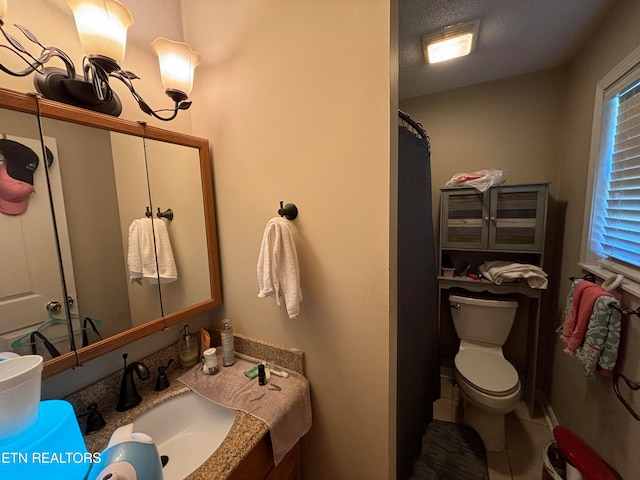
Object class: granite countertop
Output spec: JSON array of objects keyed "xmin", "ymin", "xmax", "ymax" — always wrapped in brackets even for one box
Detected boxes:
[
  {"xmin": 82, "ymin": 365, "xmax": 269, "ymax": 480},
  {"xmin": 69, "ymin": 334, "xmax": 305, "ymax": 479}
]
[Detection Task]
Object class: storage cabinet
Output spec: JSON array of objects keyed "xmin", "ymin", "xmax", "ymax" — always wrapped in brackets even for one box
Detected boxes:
[
  {"xmin": 440, "ymin": 184, "xmax": 548, "ymax": 253},
  {"xmin": 437, "ymin": 183, "xmax": 549, "ymax": 417},
  {"xmin": 229, "ymin": 438, "xmax": 300, "ymax": 480}
]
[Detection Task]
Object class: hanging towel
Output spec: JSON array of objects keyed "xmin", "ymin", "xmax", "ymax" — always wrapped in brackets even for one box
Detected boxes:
[
  {"xmin": 128, "ymin": 218, "xmax": 177, "ymax": 285},
  {"xmin": 257, "ymin": 217, "xmax": 302, "ymax": 319},
  {"xmin": 560, "ymin": 280, "xmax": 613, "ymax": 355},
  {"xmin": 575, "ymin": 296, "xmax": 621, "ymax": 376},
  {"xmin": 478, "ymin": 261, "xmax": 548, "ymax": 289}
]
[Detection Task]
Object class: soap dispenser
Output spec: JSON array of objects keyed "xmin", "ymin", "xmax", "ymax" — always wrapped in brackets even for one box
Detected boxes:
[{"xmin": 178, "ymin": 325, "xmax": 199, "ymax": 368}]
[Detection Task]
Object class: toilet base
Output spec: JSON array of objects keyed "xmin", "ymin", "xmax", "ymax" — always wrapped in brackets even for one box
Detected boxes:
[{"xmin": 463, "ymin": 400, "xmax": 506, "ymax": 452}]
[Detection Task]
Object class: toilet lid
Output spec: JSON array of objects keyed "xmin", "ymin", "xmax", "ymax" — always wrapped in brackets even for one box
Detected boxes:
[{"xmin": 455, "ymin": 350, "xmax": 520, "ymax": 396}]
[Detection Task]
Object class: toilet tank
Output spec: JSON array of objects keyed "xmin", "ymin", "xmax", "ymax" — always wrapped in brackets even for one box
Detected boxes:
[{"xmin": 449, "ymin": 294, "xmax": 518, "ymax": 346}]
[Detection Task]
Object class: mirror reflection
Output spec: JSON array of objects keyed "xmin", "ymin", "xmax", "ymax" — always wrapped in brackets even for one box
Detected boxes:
[
  {"xmin": 0, "ymin": 107, "xmax": 73, "ymax": 359},
  {"xmin": 144, "ymin": 139, "xmax": 211, "ymax": 317},
  {"xmin": 38, "ymin": 117, "xmax": 163, "ymax": 343}
]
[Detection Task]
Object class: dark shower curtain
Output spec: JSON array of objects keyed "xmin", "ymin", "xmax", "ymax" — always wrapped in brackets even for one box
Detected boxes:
[{"xmin": 396, "ymin": 121, "xmax": 440, "ymax": 480}]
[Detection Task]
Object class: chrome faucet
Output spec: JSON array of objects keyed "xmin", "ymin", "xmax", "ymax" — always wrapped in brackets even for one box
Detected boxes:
[{"xmin": 116, "ymin": 353, "xmax": 150, "ymax": 412}]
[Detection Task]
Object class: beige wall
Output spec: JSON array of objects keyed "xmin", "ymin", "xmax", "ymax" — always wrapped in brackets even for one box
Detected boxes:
[
  {"xmin": 182, "ymin": 1, "xmax": 394, "ymax": 478},
  {"xmin": 400, "ymin": 68, "xmax": 566, "ymax": 225},
  {"xmin": 551, "ymin": 1, "xmax": 640, "ymax": 478}
]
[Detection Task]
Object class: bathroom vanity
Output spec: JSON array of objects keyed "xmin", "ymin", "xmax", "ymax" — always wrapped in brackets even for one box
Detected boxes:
[
  {"xmin": 67, "ymin": 334, "xmax": 305, "ymax": 480},
  {"xmin": 437, "ymin": 183, "xmax": 549, "ymax": 416}
]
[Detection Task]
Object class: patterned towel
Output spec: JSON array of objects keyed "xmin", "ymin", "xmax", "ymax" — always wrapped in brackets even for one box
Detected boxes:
[
  {"xmin": 576, "ymin": 296, "xmax": 622, "ymax": 376},
  {"xmin": 561, "ymin": 280, "xmax": 612, "ymax": 354}
]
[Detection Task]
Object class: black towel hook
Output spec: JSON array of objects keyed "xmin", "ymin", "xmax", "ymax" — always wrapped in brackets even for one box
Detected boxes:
[
  {"xmin": 278, "ymin": 201, "xmax": 298, "ymax": 220},
  {"xmin": 145, "ymin": 206, "xmax": 173, "ymax": 221},
  {"xmin": 157, "ymin": 208, "xmax": 174, "ymax": 221}
]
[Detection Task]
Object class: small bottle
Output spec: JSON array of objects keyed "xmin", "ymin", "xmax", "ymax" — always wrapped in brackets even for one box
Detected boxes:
[
  {"xmin": 178, "ymin": 325, "xmax": 199, "ymax": 368},
  {"xmin": 261, "ymin": 361, "xmax": 271, "ymax": 380},
  {"xmin": 202, "ymin": 347, "xmax": 219, "ymax": 375},
  {"xmin": 258, "ymin": 363, "xmax": 267, "ymax": 386},
  {"xmin": 221, "ymin": 319, "xmax": 235, "ymax": 366}
]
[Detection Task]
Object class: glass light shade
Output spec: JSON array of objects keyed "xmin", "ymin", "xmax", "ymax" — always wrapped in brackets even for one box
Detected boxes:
[
  {"xmin": 66, "ymin": 0, "xmax": 133, "ymax": 64},
  {"xmin": 151, "ymin": 37, "xmax": 201, "ymax": 97},
  {"xmin": 0, "ymin": 0, "xmax": 7, "ymax": 19},
  {"xmin": 427, "ymin": 33, "xmax": 474, "ymax": 64}
]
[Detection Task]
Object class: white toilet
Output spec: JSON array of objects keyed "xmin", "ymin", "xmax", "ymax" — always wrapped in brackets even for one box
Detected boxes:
[{"xmin": 449, "ymin": 293, "xmax": 521, "ymax": 452}]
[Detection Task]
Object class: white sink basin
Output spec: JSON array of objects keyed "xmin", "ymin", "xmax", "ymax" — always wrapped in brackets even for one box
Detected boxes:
[{"xmin": 133, "ymin": 391, "xmax": 236, "ymax": 480}]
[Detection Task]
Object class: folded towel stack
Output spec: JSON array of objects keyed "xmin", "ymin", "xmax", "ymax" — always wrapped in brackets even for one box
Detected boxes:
[
  {"xmin": 559, "ymin": 279, "xmax": 621, "ymax": 376},
  {"xmin": 478, "ymin": 261, "xmax": 548, "ymax": 289},
  {"xmin": 257, "ymin": 217, "xmax": 302, "ymax": 319}
]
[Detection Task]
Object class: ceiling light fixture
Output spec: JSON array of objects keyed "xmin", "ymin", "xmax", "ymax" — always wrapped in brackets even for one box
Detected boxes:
[
  {"xmin": 421, "ymin": 20, "xmax": 479, "ymax": 64},
  {"xmin": 0, "ymin": 0, "xmax": 200, "ymax": 120}
]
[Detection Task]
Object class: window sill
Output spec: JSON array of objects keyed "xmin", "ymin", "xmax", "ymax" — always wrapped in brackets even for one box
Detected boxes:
[{"xmin": 578, "ymin": 262, "xmax": 640, "ymax": 299}]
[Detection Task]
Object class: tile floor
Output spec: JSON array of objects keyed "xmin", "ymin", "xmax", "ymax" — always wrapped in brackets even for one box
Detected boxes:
[{"xmin": 435, "ymin": 377, "xmax": 554, "ymax": 480}]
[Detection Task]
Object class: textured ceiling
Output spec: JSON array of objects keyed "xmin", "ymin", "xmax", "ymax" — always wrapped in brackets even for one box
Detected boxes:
[{"xmin": 399, "ymin": 0, "xmax": 617, "ymax": 100}]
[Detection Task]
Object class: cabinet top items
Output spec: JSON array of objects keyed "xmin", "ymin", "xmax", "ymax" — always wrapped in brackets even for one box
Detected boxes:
[{"xmin": 439, "ymin": 183, "xmax": 549, "ymax": 254}]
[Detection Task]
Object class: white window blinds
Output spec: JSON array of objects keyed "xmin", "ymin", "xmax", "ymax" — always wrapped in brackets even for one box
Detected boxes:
[{"xmin": 601, "ymin": 80, "xmax": 640, "ymax": 267}]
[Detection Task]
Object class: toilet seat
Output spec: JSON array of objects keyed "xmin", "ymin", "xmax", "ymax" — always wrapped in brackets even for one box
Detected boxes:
[{"xmin": 455, "ymin": 350, "xmax": 519, "ymax": 397}]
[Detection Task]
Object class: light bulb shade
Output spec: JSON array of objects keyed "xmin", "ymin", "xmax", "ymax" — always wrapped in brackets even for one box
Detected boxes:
[
  {"xmin": 427, "ymin": 33, "xmax": 474, "ymax": 63},
  {"xmin": 151, "ymin": 37, "xmax": 201, "ymax": 99},
  {"xmin": 0, "ymin": 0, "xmax": 7, "ymax": 20},
  {"xmin": 66, "ymin": 0, "xmax": 133, "ymax": 65},
  {"xmin": 421, "ymin": 20, "xmax": 479, "ymax": 64}
]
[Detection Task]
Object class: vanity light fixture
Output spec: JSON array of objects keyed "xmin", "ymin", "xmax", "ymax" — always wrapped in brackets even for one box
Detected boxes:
[
  {"xmin": 421, "ymin": 20, "xmax": 479, "ymax": 64},
  {"xmin": 0, "ymin": 0, "xmax": 200, "ymax": 120}
]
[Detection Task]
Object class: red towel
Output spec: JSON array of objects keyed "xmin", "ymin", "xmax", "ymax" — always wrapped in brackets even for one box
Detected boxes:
[{"xmin": 561, "ymin": 281, "xmax": 613, "ymax": 354}]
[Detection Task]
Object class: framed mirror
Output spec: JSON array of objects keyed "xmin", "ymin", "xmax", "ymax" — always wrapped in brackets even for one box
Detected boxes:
[
  {"xmin": 0, "ymin": 88, "xmax": 222, "ymax": 377},
  {"xmin": 0, "ymin": 95, "xmax": 76, "ymax": 367}
]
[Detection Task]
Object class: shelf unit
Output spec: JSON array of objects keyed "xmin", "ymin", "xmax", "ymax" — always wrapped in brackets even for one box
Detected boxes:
[{"xmin": 437, "ymin": 183, "xmax": 549, "ymax": 416}]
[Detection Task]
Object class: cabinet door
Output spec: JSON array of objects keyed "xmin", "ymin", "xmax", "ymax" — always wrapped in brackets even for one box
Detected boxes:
[
  {"xmin": 144, "ymin": 138, "xmax": 211, "ymax": 320},
  {"xmin": 488, "ymin": 185, "xmax": 547, "ymax": 251},
  {"xmin": 0, "ymin": 108, "xmax": 73, "ymax": 359},
  {"xmin": 440, "ymin": 189, "xmax": 489, "ymax": 249}
]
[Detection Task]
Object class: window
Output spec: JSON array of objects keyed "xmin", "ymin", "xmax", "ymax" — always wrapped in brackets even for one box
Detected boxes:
[{"xmin": 582, "ymin": 46, "xmax": 640, "ymax": 287}]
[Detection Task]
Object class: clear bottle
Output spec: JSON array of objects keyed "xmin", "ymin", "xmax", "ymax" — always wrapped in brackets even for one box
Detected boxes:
[
  {"xmin": 178, "ymin": 325, "xmax": 199, "ymax": 368},
  {"xmin": 221, "ymin": 319, "xmax": 235, "ymax": 366}
]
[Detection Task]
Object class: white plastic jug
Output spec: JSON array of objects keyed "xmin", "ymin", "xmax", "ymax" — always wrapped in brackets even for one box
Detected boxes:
[{"xmin": 0, "ymin": 355, "xmax": 43, "ymax": 439}]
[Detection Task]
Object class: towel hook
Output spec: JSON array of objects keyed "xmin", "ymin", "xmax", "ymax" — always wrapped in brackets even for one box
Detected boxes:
[
  {"xmin": 278, "ymin": 201, "xmax": 298, "ymax": 220},
  {"xmin": 157, "ymin": 208, "xmax": 174, "ymax": 221},
  {"xmin": 145, "ymin": 206, "xmax": 173, "ymax": 221}
]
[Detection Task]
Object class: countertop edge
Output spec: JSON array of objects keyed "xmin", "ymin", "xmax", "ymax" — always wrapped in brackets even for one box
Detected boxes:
[{"xmin": 84, "ymin": 379, "xmax": 270, "ymax": 479}]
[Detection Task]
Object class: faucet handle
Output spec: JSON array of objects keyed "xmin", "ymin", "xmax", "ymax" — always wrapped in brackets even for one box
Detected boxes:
[
  {"xmin": 155, "ymin": 359, "xmax": 174, "ymax": 391},
  {"xmin": 76, "ymin": 402, "xmax": 106, "ymax": 435}
]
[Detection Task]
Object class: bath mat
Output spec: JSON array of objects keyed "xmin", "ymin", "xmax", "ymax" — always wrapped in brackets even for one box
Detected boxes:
[{"xmin": 410, "ymin": 420, "xmax": 489, "ymax": 480}]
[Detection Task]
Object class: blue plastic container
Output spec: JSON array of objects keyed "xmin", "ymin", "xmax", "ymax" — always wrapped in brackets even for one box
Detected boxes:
[{"xmin": 0, "ymin": 400, "xmax": 92, "ymax": 480}]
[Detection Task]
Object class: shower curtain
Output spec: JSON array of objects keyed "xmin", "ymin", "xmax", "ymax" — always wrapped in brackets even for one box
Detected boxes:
[{"xmin": 396, "ymin": 120, "xmax": 440, "ymax": 479}]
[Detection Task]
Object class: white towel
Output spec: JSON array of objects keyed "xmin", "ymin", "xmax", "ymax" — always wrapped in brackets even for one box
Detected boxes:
[
  {"xmin": 257, "ymin": 217, "xmax": 302, "ymax": 319},
  {"xmin": 128, "ymin": 218, "xmax": 178, "ymax": 285},
  {"xmin": 478, "ymin": 260, "xmax": 548, "ymax": 289}
]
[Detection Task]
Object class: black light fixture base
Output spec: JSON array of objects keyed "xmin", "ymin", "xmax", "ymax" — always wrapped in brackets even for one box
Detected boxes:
[
  {"xmin": 34, "ymin": 67, "xmax": 123, "ymax": 117},
  {"xmin": 166, "ymin": 88, "xmax": 188, "ymax": 103}
]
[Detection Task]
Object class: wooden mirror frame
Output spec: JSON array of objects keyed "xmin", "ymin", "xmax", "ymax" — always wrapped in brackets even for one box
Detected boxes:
[{"xmin": 0, "ymin": 88, "xmax": 222, "ymax": 378}]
